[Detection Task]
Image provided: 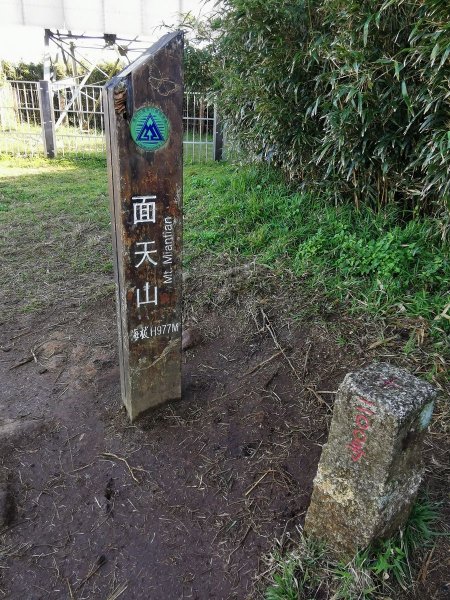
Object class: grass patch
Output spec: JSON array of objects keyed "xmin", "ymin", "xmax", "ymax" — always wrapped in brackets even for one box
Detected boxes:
[
  {"xmin": 184, "ymin": 163, "xmax": 450, "ymax": 351},
  {"xmin": 264, "ymin": 498, "xmax": 443, "ymax": 600},
  {"xmin": 0, "ymin": 154, "xmax": 111, "ymax": 316}
]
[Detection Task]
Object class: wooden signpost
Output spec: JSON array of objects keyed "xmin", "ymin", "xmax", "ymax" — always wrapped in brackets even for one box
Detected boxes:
[{"xmin": 104, "ymin": 32, "xmax": 183, "ymax": 421}]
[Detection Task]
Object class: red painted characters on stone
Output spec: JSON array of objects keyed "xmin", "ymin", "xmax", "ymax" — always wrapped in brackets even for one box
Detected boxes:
[{"xmin": 347, "ymin": 397, "xmax": 376, "ymax": 462}]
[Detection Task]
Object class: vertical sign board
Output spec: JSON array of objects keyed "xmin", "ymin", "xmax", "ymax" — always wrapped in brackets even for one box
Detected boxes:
[{"xmin": 104, "ymin": 32, "xmax": 183, "ymax": 421}]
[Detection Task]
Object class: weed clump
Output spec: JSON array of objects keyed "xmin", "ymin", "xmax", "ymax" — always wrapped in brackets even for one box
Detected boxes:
[{"xmin": 263, "ymin": 498, "xmax": 442, "ymax": 599}]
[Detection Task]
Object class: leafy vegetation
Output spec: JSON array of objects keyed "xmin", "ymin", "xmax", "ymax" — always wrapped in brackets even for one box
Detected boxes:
[
  {"xmin": 0, "ymin": 58, "xmax": 123, "ymax": 85},
  {"xmin": 183, "ymin": 42, "xmax": 214, "ymax": 93},
  {"xmin": 208, "ymin": 0, "xmax": 450, "ymax": 220},
  {"xmin": 185, "ymin": 163, "xmax": 450, "ymax": 343},
  {"xmin": 1, "ymin": 60, "xmax": 45, "ymax": 82},
  {"xmin": 264, "ymin": 498, "xmax": 442, "ymax": 599}
]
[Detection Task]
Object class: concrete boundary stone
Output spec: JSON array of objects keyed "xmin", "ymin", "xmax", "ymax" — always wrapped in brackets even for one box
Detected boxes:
[{"xmin": 304, "ymin": 362, "xmax": 437, "ymax": 558}]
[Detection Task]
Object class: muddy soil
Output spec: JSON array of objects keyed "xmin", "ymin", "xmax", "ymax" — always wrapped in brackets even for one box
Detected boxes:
[{"xmin": 0, "ymin": 262, "xmax": 448, "ymax": 599}]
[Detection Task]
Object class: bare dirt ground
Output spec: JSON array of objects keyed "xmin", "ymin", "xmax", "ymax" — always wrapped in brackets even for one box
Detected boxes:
[{"xmin": 0, "ymin": 260, "xmax": 448, "ymax": 599}]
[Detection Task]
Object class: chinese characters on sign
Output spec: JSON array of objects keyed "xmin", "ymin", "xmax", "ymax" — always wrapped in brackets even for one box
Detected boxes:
[
  {"xmin": 135, "ymin": 241, "xmax": 157, "ymax": 267},
  {"xmin": 133, "ymin": 195, "xmax": 158, "ymax": 310},
  {"xmin": 133, "ymin": 195, "xmax": 156, "ymax": 224},
  {"xmin": 131, "ymin": 322, "xmax": 180, "ymax": 341},
  {"xmin": 131, "ymin": 195, "xmax": 178, "ymax": 326}
]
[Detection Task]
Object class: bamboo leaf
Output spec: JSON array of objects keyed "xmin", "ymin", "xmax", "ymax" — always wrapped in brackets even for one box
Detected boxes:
[{"xmin": 430, "ymin": 43, "xmax": 440, "ymax": 66}]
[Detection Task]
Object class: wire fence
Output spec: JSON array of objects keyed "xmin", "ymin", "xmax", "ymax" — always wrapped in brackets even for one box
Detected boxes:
[
  {"xmin": 53, "ymin": 81, "xmax": 106, "ymax": 154},
  {"xmin": 0, "ymin": 80, "xmax": 218, "ymax": 162}
]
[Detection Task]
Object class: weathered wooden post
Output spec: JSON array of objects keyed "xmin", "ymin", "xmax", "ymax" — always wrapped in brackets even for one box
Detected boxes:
[
  {"xmin": 305, "ymin": 362, "xmax": 437, "ymax": 558},
  {"xmin": 104, "ymin": 32, "xmax": 183, "ymax": 421}
]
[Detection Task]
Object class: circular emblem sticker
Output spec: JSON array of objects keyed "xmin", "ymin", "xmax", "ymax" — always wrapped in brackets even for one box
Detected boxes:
[{"xmin": 130, "ymin": 106, "xmax": 169, "ymax": 151}]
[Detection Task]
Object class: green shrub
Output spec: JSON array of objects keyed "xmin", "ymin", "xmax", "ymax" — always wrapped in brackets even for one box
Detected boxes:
[{"xmin": 212, "ymin": 0, "xmax": 450, "ymax": 219}]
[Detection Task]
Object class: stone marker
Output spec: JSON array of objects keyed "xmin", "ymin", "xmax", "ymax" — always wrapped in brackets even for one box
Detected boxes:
[
  {"xmin": 104, "ymin": 32, "xmax": 183, "ymax": 421},
  {"xmin": 304, "ymin": 362, "xmax": 436, "ymax": 558}
]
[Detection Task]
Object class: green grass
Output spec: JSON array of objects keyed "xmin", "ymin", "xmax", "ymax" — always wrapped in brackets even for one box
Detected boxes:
[
  {"xmin": 265, "ymin": 536, "xmax": 328, "ymax": 600},
  {"xmin": 264, "ymin": 498, "xmax": 443, "ymax": 600},
  {"xmin": 0, "ymin": 154, "xmax": 112, "ymax": 315},
  {"xmin": 184, "ymin": 163, "xmax": 450, "ymax": 343},
  {"xmin": 1, "ymin": 155, "xmax": 448, "ymax": 332}
]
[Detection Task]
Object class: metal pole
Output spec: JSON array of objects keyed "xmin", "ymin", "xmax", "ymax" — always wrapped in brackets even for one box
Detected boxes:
[
  {"xmin": 213, "ymin": 104, "xmax": 224, "ymax": 161},
  {"xmin": 38, "ymin": 80, "xmax": 56, "ymax": 158},
  {"xmin": 69, "ymin": 40, "xmax": 85, "ymax": 129},
  {"xmin": 43, "ymin": 29, "xmax": 51, "ymax": 81}
]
